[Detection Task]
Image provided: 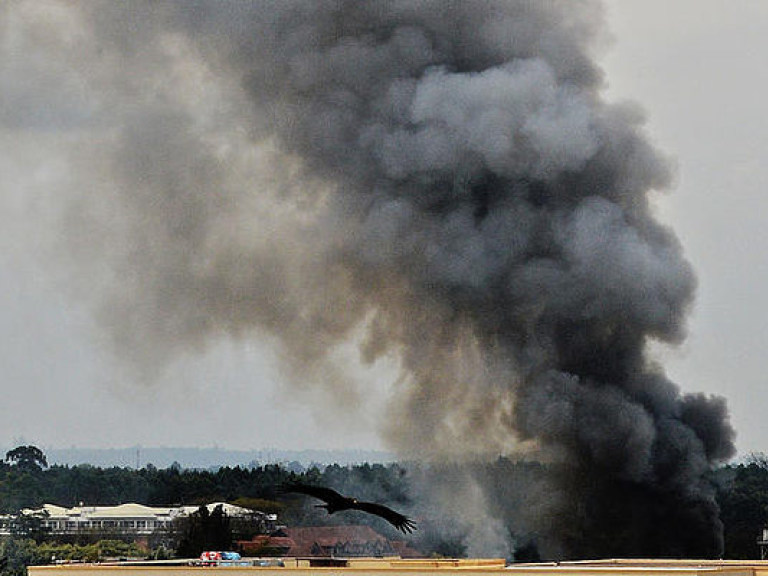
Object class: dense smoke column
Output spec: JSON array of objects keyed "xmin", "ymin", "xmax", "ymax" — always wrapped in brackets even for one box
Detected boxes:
[
  {"xmin": 47, "ymin": 0, "xmax": 736, "ymax": 558},
  {"xmin": 187, "ymin": 1, "xmax": 732, "ymax": 557}
]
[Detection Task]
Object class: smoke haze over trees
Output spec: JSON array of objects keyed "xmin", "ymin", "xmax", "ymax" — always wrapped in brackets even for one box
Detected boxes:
[
  {"xmin": 0, "ymin": 456, "xmax": 765, "ymax": 561},
  {"xmin": 1, "ymin": 0, "xmax": 736, "ymax": 560}
]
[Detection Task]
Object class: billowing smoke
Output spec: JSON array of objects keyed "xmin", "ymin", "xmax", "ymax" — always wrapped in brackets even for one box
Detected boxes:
[{"xmin": 4, "ymin": 0, "xmax": 735, "ymax": 559}]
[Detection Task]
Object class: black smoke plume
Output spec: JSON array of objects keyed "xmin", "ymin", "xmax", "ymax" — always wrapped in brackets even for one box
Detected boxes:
[{"xmin": 6, "ymin": 0, "xmax": 735, "ymax": 559}]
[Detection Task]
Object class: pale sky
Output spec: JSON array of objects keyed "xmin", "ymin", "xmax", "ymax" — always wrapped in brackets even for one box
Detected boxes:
[
  {"xmin": 602, "ymin": 0, "xmax": 768, "ymax": 457},
  {"xmin": 1, "ymin": 1, "xmax": 767, "ymax": 457}
]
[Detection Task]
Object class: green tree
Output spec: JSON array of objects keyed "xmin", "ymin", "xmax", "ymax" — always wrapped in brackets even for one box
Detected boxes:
[
  {"xmin": 175, "ymin": 505, "xmax": 232, "ymax": 558},
  {"xmin": 5, "ymin": 447, "xmax": 47, "ymax": 473},
  {"xmin": 9, "ymin": 510, "xmax": 50, "ymax": 542},
  {"xmin": 0, "ymin": 538, "xmax": 46, "ymax": 576},
  {"xmin": 716, "ymin": 459, "xmax": 768, "ymax": 558}
]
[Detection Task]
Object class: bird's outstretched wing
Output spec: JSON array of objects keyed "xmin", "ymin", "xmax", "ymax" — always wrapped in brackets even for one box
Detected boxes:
[
  {"xmin": 280, "ymin": 482, "xmax": 417, "ymax": 534},
  {"xmin": 279, "ymin": 482, "xmax": 345, "ymax": 504},
  {"xmin": 354, "ymin": 500, "xmax": 417, "ymax": 534}
]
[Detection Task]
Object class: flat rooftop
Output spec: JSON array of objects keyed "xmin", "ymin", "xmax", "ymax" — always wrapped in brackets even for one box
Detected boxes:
[
  {"xmin": 28, "ymin": 558, "xmax": 768, "ymax": 576},
  {"xmin": 29, "ymin": 558, "xmax": 505, "ymax": 576}
]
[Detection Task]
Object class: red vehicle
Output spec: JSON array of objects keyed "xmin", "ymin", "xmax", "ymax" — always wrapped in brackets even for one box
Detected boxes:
[{"xmin": 198, "ymin": 552, "xmax": 242, "ymax": 566}]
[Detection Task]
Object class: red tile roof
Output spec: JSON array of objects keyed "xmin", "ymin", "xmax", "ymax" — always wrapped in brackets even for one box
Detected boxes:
[
  {"xmin": 238, "ymin": 535, "xmax": 295, "ymax": 554},
  {"xmin": 284, "ymin": 525, "xmax": 389, "ymax": 556},
  {"xmin": 238, "ymin": 525, "xmax": 422, "ymax": 558}
]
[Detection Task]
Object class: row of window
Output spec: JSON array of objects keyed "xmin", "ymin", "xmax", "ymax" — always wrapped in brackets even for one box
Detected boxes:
[{"xmin": 0, "ymin": 519, "xmax": 175, "ymax": 532}]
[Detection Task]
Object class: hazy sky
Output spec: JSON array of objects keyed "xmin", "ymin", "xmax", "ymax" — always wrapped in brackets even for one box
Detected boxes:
[
  {"xmin": 602, "ymin": 0, "xmax": 768, "ymax": 458},
  {"xmin": 1, "ymin": 1, "xmax": 767, "ymax": 457}
]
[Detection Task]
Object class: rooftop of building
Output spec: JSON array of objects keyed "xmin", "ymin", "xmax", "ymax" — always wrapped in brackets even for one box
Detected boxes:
[{"xmin": 17, "ymin": 502, "xmax": 255, "ymax": 520}]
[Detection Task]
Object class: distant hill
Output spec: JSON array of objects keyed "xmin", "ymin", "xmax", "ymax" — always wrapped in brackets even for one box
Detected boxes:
[{"xmin": 33, "ymin": 446, "xmax": 396, "ymax": 470}]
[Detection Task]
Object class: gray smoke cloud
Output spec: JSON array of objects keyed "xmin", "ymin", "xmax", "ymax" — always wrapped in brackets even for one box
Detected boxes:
[{"xmin": 3, "ymin": 0, "xmax": 735, "ymax": 559}]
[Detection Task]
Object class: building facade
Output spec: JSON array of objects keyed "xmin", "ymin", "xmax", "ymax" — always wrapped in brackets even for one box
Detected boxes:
[{"xmin": 0, "ymin": 502, "xmax": 277, "ymax": 538}]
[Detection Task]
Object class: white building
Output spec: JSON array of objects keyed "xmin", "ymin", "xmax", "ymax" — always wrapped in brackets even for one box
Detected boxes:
[{"xmin": 0, "ymin": 502, "xmax": 273, "ymax": 537}]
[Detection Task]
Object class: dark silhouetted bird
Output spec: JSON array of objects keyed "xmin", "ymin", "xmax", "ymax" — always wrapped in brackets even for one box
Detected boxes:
[{"xmin": 280, "ymin": 482, "xmax": 416, "ymax": 534}]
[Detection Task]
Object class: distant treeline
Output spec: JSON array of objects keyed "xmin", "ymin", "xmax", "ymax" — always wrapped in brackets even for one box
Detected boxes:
[
  {"xmin": 0, "ymin": 459, "xmax": 408, "ymax": 518},
  {"xmin": 0, "ymin": 449, "xmax": 413, "ymax": 539},
  {"xmin": 29, "ymin": 447, "xmax": 396, "ymax": 470},
  {"xmin": 1, "ymin": 445, "xmax": 768, "ymax": 560}
]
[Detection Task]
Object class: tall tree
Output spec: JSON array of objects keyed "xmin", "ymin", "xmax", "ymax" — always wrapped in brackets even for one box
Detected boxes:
[
  {"xmin": 175, "ymin": 505, "xmax": 232, "ymax": 558},
  {"xmin": 5, "ymin": 447, "xmax": 47, "ymax": 473}
]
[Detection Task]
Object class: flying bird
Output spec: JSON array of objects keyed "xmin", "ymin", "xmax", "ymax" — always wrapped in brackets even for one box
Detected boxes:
[{"xmin": 280, "ymin": 482, "xmax": 417, "ymax": 534}]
